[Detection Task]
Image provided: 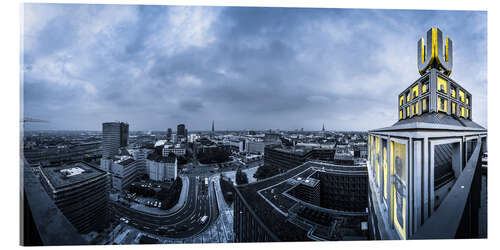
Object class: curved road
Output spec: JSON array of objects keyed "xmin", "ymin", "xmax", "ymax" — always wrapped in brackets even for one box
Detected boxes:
[{"xmin": 112, "ymin": 175, "xmax": 219, "ymax": 239}]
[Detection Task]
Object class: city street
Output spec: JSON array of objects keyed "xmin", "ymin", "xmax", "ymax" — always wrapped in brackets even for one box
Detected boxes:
[{"xmin": 112, "ymin": 175, "xmax": 219, "ymax": 239}]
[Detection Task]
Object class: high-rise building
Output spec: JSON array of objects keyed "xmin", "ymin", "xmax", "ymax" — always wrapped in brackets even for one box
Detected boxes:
[
  {"xmin": 102, "ymin": 122, "xmax": 129, "ymax": 158},
  {"xmin": 38, "ymin": 161, "xmax": 110, "ymax": 234},
  {"xmin": 177, "ymin": 124, "xmax": 186, "ymax": 138},
  {"xmin": 367, "ymin": 28, "xmax": 487, "ymax": 240},
  {"xmin": 167, "ymin": 128, "xmax": 172, "ymax": 140}
]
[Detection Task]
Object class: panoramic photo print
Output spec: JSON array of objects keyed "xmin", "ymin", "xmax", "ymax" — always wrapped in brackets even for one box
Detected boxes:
[{"xmin": 20, "ymin": 3, "xmax": 487, "ymax": 246}]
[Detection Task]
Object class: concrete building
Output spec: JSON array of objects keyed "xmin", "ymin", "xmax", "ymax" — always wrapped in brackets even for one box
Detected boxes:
[
  {"xmin": 162, "ymin": 143, "xmax": 186, "ymax": 157},
  {"xmin": 177, "ymin": 124, "xmax": 186, "ymax": 138},
  {"xmin": 146, "ymin": 153, "xmax": 177, "ymax": 182},
  {"xmin": 102, "ymin": 122, "xmax": 128, "ymax": 158},
  {"xmin": 234, "ymin": 161, "xmax": 368, "ymax": 242},
  {"xmin": 38, "ymin": 161, "xmax": 110, "ymax": 234},
  {"xmin": 129, "ymin": 148, "xmax": 151, "ymax": 176},
  {"xmin": 263, "ymin": 144, "xmax": 336, "ymax": 173},
  {"xmin": 367, "ymin": 27, "xmax": 487, "ymax": 240},
  {"xmin": 111, "ymin": 156, "xmax": 140, "ymax": 191}
]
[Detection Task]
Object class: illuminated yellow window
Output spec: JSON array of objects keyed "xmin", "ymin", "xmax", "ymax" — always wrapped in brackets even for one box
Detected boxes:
[
  {"xmin": 406, "ymin": 92, "xmax": 410, "ymax": 102},
  {"xmin": 437, "ymin": 77, "xmax": 447, "ymax": 93},
  {"xmin": 451, "ymin": 87, "xmax": 456, "ymax": 98},
  {"xmin": 438, "ymin": 97, "xmax": 447, "ymax": 112},
  {"xmin": 466, "ymin": 109, "xmax": 469, "ymax": 118},
  {"xmin": 452, "ymin": 102, "xmax": 456, "ymax": 115},
  {"xmin": 406, "ymin": 106, "xmax": 410, "ymax": 118},
  {"xmin": 412, "ymin": 103, "xmax": 418, "ymax": 115},
  {"xmin": 399, "ymin": 96, "xmax": 404, "ymax": 106},
  {"xmin": 422, "ymin": 98, "xmax": 428, "ymax": 112},
  {"xmin": 460, "ymin": 106, "xmax": 465, "ymax": 117},
  {"xmin": 459, "ymin": 90, "xmax": 465, "ymax": 102},
  {"xmin": 399, "ymin": 110, "xmax": 403, "ymax": 119},
  {"xmin": 466, "ymin": 97, "xmax": 469, "ymax": 105},
  {"xmin": 412, "ymin": 85, "xmax": 419, "ymax": 99},
  {"xmin": 422, "ymin": 83, "xmax": 428, "ymax": 93}
]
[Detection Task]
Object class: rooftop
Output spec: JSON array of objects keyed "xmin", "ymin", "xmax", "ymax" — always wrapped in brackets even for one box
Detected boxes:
[
  {"xmin": 372, "ymin": 112, "xmax": 486, "ymax": 133},
  {"xmin": 39, "ymin": 161, "xmax": 106, "ymax": 190},
  {"xmin": 235, "ymin": 161, "xmax": 368, "ymax": 241}
]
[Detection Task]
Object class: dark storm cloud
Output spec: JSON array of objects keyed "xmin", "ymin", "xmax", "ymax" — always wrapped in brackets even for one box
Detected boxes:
[{"xmin": 22, "ymin": 4, "xmax": 487, "ymax": 131}]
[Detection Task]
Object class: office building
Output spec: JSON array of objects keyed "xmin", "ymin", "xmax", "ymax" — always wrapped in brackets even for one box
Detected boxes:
[
  {"xmin": 367, "ymin": 27, "xmax": 487, "ymax": 240},
  {"xmin": 234, "ymin": 161, "xmax": 368, "ymax": 242},
  {"xmin": 177, "ymin": 124, "xmax": 186, "ymax": 138},
  {"xmin": 146, "ymin": 153, "xmax": 178, "ymax": 182},
  {"xmin": 102, "ymin": 122, "xmax": 129, "ymax": 158},
  {"xmin": 38, "ymin": 161, "xmax": 110, "ymax": 234},
  {"xmin": 111, "ymin": 156, "xmax": 140, "ymax": 191},
  {"xmin": 163, "ymin": 143, "xmax": 186, "ymax": 157}
]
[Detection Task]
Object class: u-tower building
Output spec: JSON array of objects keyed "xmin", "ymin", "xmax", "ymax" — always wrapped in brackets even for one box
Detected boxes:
[{"xmin": 367, "ymin": 28, "xmax": 487, "ymax": 240}]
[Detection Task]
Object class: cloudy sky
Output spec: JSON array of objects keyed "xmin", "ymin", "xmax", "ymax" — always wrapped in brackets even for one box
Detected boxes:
[{"xmin": 22, "ymin": 4, "xmax": 487, "ymax": 131}]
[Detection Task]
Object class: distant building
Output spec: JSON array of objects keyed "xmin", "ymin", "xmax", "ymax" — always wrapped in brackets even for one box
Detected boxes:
[
  {"xmin": 38, "ymin": 161, "xmax": 110, "ymax": 234},
  {"xmin": 162, "ymin": 143, "xmax": 186, "ymax": 157},
  {"xmin": 102, "ymin": 122, "xmax": 129, "ymax": 158},
  {"xmin": 245, "ymin": 140, "xmax": 266, "ymax": 153},
  {"xmin": 177, "ymin": 124, "xmax": 186, "ymax": 138},
  {"xmin": 146, "ymin": 153, "xmax": 177, "ymax": 182},
  {"xmin": 167, "ymin": 128, "xmax": 172, "ymax": 140}
]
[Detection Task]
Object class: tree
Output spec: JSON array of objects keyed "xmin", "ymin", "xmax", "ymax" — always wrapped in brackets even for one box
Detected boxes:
[{"xmin": 235, "ymin": 169, "xmax": 249, "ymax": 185}]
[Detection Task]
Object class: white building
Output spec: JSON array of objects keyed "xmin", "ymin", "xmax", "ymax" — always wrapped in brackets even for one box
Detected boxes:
[
  {"xmin": 146, "ymin": 153, "xmax": 177, "ymax": 182},
  {"xmin": 163, "ymin": 143, "xmax": 186, "ymax": 157},
  {"xmin": 111, "ymin": 156, "xmax": 139, "ymax": 191}
]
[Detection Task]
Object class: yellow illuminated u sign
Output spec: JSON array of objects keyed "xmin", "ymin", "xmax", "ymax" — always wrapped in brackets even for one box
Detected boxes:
[{"xmin": 417, "ymin": 28, "xmax": 453, "ymax": 76}]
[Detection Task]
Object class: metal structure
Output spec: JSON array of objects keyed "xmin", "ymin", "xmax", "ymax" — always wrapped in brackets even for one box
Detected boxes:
[{"xmin": 367, "ymin": 27, "xmax": 487, "ymax": 240}]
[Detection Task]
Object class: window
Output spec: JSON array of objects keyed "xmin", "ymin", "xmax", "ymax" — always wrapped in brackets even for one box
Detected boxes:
[
  {"xmin": 466, "ymin": 96, "xmax": 470, "ymax": 105},
  {"xmin": 466, "ymin": 108, "xmax": 470, "ymax": 118},
  {"xmin": 452, "ymin": 102, "xmax": 456, "ymax": 115},
  {"xmin": 422, "ymin": 98, "xmax": 428, "ymax": 113},
  {"xmin": 406, "ymin": 106, "xmax": 410, "ymax": 118},
  {"xmin": 437, "ymin": 77, "xmax": 447, "ymax": 93},
  {"xmin": 412, "ymin": 103, "xmax": 419, "ymax": 115},
  {"xmin": 459, "ymin": 90, "xmax": 465, "ymax": 102},
  {"xmin": 451, "ymin": 86, "xmax": 456, "ymax": 98},
  {"xmin": 399, "ymin": 96, "xmax": 404, "ymax": 106},
  {"xmin": 460, "ymin": 106, "xmax": 465, "ymax": 117},
  {"xmin": 399, "ymin": 110, "xmax": 403, "ymax": 120},
  {"xmin": 438, "ymin": 97, "xmax": 447, "ymax": 112},
  {"xmin": 406, "ymin": 92, "xmax": 410, "ymax": 103},
  {"xmin": 412, "ymin": 85, "xmax": 419, "ymax": 99},
  {"xmin": 422, "ymin": 83, "xmax": 428, "ymax": 93}
]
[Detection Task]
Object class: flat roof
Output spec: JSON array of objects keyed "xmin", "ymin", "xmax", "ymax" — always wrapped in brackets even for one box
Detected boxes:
[
  {"xmin": 40, "ymin": 161, "xmax": 106, "ymax": 190},
  {"xmin": 235, "ymin": 161, "xmax": 368, "ymax": 241}
]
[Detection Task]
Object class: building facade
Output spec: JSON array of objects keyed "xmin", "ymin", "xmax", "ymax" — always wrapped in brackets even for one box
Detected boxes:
[
  {"xmin": 102, "ymin": 122, "xmax": 129, "ymax": 158},
  {"xmin": 146, "ymin": 153, "xmax": 177, "ymax": 182},
  {"xmin": 367, "ymin": 28, "xmax": 487, "ymax": 240},
  {"xmin": 38, "ymin": 161, "xmax": 110, "ymax": 234}
]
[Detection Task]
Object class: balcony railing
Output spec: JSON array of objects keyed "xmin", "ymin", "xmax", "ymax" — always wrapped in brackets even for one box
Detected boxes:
[{"xmin": 411, "ymin": 139, "xmax": 483, "ymax": 239}]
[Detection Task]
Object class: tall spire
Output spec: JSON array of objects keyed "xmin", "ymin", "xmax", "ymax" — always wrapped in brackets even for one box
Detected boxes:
[
  {"xmin": 211, "ymin": 120, "xmax": 215, "ymax": 133},
  {"xmin": 322, "ymin": 123, "xmax": 325, "ymax": 132}
]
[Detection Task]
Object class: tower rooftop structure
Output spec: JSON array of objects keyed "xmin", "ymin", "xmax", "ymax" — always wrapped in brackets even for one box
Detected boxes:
[{"xmin": 367, "ymin": 27, "xmax": 487, "ymax": 240}]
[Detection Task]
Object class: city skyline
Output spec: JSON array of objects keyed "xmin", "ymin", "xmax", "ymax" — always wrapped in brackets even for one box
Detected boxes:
[{"xmin": 22, "ymin": 4, "xmax": 487, "ymax": 131}]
